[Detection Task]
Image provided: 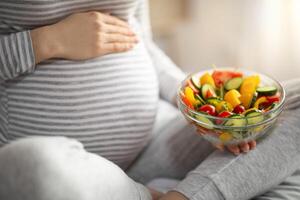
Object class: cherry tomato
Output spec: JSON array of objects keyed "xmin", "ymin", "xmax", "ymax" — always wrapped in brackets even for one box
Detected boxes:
[
  {"xmin": 216, "ymin": 111, "xmax": 232, "ymax": 124},
  {"xmin": 198, "ymin": 104, "xmax": 216, "ymax": 116},
  {"xmin": 233, "ymin": 105, "xmax": 246, "ymax": 114},
  {"xmin": 266, "ymin": 94, "xmax": 280, "ymax": 104},
  {"xmin": 212, "ymin": 70, "xmax": 243, "ymax": 88},
  {"xmin": 218, "ymin": 111, "xmax": 232, "ymax": 118}
]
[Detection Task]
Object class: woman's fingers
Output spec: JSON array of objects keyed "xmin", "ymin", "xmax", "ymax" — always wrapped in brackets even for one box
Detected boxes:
[
  {"xmin": 104, "ymin": 33, "xmax": 138, "ymax": 43},
  {"xmin": 103, "ymin": 14, "xmax": 129, "ymax": 28},
  {"xmin": 225, "ymin": 141, "xmax": 256, "ymax": 155},
  {"xmin": 104, "ymin": 24, "xmax": 135, "ymax": 36},
  {"xmin": 239, "ymin": 142, "xmax": 250, "ymax": 153},
  {"xmin": 249, "ymin": 140, "xmax": 257, "ymax": 150},
  {"xmin": 227, "ymin": 145, "xmax": 240, "ymax": 155},
  {"xmin": 103, "ymin": 43, "xmax": 134, "ymax": 53}
]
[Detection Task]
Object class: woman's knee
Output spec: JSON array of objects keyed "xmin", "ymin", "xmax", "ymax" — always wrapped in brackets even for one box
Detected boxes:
[
  {"xmin": 0, "ymin": 136, "xmax": 147, "ymax": 200},
  {"xmin": 0, "ymin": 136, "xmax": 85, "ymax": 200}
]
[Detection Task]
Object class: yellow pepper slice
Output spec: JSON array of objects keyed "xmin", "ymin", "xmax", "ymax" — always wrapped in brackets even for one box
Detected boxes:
[
  {"xmin": 242, "ymin": 108, "xmax": 258, "ymax": 115},
  {"xmin": 224, "ymin": 89, "xmax": 241, "ymax": 108},
  {"xmin": 219, "ymin": 132, "xmax": 233, "ymax": 142},
  {"xmin": 254, "ymin": 96, "xmax": 268, "ymax": 109},
  {"xmin": 216, "ymin": 101, "xmax": 233, "ymax": 113},
  {"xmin": 240, "ymin": 93, "xmax": 253, "ymax": 109},
  {"xmin": 239, "ymin": 75, "xmax": 261, "ymax": 109},
  {"xmin": 240, "ymin": 75, "xmax": 260, "ymax": 94},
  {"xmin": 184, "ymin": 86, "xmax": 198, "ymax": 106},
  {"xmin": 200, "ymin": 73, "xmax": 216, "ymax": 88}
]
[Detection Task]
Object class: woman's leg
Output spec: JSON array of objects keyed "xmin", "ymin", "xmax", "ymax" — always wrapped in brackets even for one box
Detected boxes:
[
  {"xmin": 0, "ymin": 136, "xmax": 151, "ymax": 200},
  {"xmin": 127, "ymin": 99, "xmax": 215, "ymax": 183},
  {"xmin": 128, "ymin": 79, "xmax": 300, "ymax": 200}
]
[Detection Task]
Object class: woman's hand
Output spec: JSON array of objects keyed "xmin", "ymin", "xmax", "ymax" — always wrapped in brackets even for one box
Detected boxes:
[
  {"xmin": 214, "ymin": 140, "xmax": 256, "ymax": 155},
  {"xmin": 159, "ymin": 191, "xmax": 188, "ymax": 200},
  {"xmin": 31, "ymin": 11, "xmax": 138, "ymax": 64},
  {"xmin": 195, "ymin": 126, "xmax": 257, "ymax": 155},
  {"xmin": 149, "ymin": 188, "xmax": 164, "ymax": 200}
]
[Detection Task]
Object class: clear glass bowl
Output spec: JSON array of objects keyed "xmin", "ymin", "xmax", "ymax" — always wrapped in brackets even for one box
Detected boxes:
[{"xmin": 177, "ymin": 68, "xmax": 286, "ymax": 145}]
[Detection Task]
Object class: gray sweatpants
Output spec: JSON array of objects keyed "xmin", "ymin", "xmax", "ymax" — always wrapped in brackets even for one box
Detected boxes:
[
  {"xmin": 0, "ymin": 79, "xmax": 299, "ymax": 200},
  {"xmin": 128, "ymin": 79, "xmax": 300, "ymax": 200}
]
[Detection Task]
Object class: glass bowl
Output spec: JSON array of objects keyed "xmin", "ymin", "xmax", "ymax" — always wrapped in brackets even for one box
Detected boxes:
[{"xmin": 177, "ymin": 68, "xmax": 286, "ymax": 146}]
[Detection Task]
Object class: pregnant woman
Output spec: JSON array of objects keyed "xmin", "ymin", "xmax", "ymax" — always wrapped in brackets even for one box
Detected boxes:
[{"xmin": 0, "ymin": 0, "xmax": 300, "ymax": 200}]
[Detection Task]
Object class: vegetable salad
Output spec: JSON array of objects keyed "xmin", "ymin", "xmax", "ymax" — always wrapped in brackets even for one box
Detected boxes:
[{"xmin": 180, "ymin": 70, "xmax": 281, "ymax": 142}]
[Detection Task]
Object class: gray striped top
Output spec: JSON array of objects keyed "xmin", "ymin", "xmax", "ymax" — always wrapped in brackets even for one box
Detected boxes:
[{"xmin": 0, "ymin": 0, "xmax": 185, "ymax": 168}]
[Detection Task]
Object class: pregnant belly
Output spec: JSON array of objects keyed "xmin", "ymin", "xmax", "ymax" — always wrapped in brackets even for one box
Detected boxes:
[{"xmin": 5, "ymin": 48, "xmax": 158, "ymax": 167}]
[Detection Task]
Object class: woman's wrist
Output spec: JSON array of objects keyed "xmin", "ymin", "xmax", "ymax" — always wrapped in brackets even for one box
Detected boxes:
[{"xmin": 30, "ymin": 25, "xmax": 61, "ymax": 64}]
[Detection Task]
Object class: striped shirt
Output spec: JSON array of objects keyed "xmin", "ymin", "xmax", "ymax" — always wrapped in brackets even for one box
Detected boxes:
[{"xmin": 0, "ymin": 0, "xmax": 185, "ymax": 168}]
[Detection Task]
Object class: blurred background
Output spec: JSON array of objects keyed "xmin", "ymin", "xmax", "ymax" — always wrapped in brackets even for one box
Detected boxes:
[{"xmin": 149, "ymin": 0, "xmax": 300, "ymax": 81}]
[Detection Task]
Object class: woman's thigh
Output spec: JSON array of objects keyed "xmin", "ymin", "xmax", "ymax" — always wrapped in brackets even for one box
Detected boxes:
[
  {"xmin": 0, "ymin": 136, "xmax": 150, "ymax": 200},
  {"xmin": 127, "ymin": 99, "xmax": 216, "ymax": 183}
]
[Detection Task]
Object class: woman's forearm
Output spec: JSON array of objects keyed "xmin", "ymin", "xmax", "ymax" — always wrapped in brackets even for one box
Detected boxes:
[{"xmin": 30, "ymin": 26, "xmax": 60, "ymax": 64}]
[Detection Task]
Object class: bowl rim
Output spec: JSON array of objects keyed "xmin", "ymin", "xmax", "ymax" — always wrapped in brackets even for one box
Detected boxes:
[{"xmin": 177, "ymin": 67, "xmax": 286, "ymax": 128}]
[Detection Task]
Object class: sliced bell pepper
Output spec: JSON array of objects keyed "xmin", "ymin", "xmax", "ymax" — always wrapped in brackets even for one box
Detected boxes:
[
  {"xmin": 200, "ymin": 73, "xmax": 216, "ymax": 88},
  {"xmin": 182, "ymin": 96, "xmax": 194, "ymax": 109},
  {"xmin": 266, "ymin": 94, "xmax": 280, "ymax": 104},
  {"xmin": 224, "ymin": 89, "xmax": 241, "ymax": 108},
  {"xmin": 254, "ymin": 96, "xmax": 268, "ymax": 109},
  {"xmin": 184, "ymin": 86, "xmax": 201, "ymax": 108},
  {"xmin": 216, "ymin": 101, "xmax": 233, "ymax": 113},
  {"xmin": 240, "ymin": 93, "xmax": 253, "ymax": 109},
  {"xmin": 239, "ymin": 75, "xmax": 261, "ymax": 109}
]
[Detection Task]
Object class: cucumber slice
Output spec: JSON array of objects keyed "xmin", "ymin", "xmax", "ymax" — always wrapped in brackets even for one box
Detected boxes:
[
  {"xmin": 246, "ymin": 110, "xmax": 264, "ymax": 125},
  {"xmin": 219, "ymin": 84, "xmax": 225, "ymax": 99},
  {"xmin": 224, "ymin": 114, "xmax": 247, "ymax": 127},
  {"xmin": 195, "ymin": 115, "xmax": 214, "ymax": 129},
  {"xmin": 256, "ymin": 86, "xmax": 277, "ymax": 96},
  {"xmin": 206, "ymin": 97, "xmax": 222, "ymax": 107},
  {"xmin": 225, "ymin": 77, "xmax": 243, "ymax": 90},
  {"xmin": 195, "ymin": 94, "xmax": 206, "ymax": 105},
  {"xmin": 250, "ymin": 92, "xmax": 258, "ymax": 108},
  {"xmin": 201, "ymin": 84, "xmax": 216, "ymax": 100},
  {"xmin": 191, "ymin": 76, "xmax": 201, "ymax": 90}
]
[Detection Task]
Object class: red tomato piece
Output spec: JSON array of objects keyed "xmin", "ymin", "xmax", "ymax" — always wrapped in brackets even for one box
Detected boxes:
[
  {"xmin": 266, "ymin": 94, "xmax": 280, "ymax": 104},
  {"xmin": 198, "ymin": 104, "xmax": 216, "ymax": 116},
  {"xmin": 216, "ymin": 111, "xmax": 232, "ymax": 124},
  {"xmin": 233, "ymin": 105, "xmax": 246, "ymax": 114},
  {"xmin": 212, "ymin": 70, "xmax": 243, "ymax": 88}
]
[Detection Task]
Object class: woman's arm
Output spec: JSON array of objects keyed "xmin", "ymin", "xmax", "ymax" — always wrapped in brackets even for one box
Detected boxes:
[
  {"xmin": 0, "ymin": 31, "xmax": 35, "ymax": 82},
  {"xmin": 135, "ymin": 0, "xmax": 186, "ymax": 105},
  {"xmin": 0, "ymin": 11, "xmax": 138, "ymax": 82}
]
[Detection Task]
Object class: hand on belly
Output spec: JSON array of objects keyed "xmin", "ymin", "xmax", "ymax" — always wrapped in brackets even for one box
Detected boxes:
[{"xmin": 30, "ymin": 11, "xmax": 139, "ymax": 64}]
